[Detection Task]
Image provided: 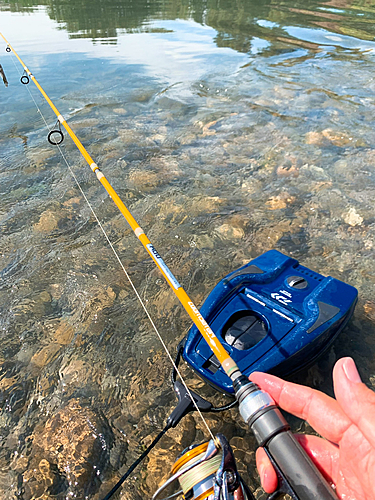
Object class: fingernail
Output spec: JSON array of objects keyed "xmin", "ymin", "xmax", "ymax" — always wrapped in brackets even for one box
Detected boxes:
[{"xmin": 343, "ymin": 357, "xmax": 362, "ymax": 384}]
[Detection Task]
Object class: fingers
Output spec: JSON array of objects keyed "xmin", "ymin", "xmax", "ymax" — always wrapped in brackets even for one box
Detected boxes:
[
  {"xmin": 256, "ymin": 435, "xmax": 339, "ymax": 493},
  {"xmin": 255, "ymin": 447, "xmax": 278, "ymax": 493},
  {"xmin": 333, "ymin": 357, "xmax": 375, "ymax": 449},
  {"xmin": 249, "ymin": 371, "xmax": 351, "ymax": 444}
]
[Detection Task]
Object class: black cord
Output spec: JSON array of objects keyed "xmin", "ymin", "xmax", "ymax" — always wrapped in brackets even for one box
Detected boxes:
[
  {"xmin": 210, "ymin": 399, "xmax": 238, "ymax": 412},
  {"xmin": 171, "ymin": 342, "xmax": 238, "ymax": 413},
  {"xmin": 101, "ymin": 424, "xmax": 170, "ymax": 500},
  {"xmin": 240, "ymin": 478, "xmax": 257, "ymax": 500}
]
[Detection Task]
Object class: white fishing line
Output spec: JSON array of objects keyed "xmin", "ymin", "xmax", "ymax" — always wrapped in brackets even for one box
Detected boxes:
[{"xmin": 9, "ymin": 50, "xmax": 215, "ymax": 441}]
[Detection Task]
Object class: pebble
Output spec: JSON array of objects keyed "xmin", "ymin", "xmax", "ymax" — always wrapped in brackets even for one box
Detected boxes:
[
  {"xmin": 266, "ymin": 193, "xmax": 295, "ymax": 210},
  {"xmin": 215, "ymin": 223, "xmax": 244, "ymax": 239},
  {"xmin": 71, "ymin": 118, "xmax": 100, "ymax": 130},
  {"xmin": 189, "ymin": 195, "xmax": 224, "ymax": 215},
  {"xmin": 343, "ymin": 207, "xmax": 363, "ymax": 226},
  {"xmin": 118, "ymin": 128, "xmax": 144, "ymax": 144},
  {"xmin": 276, "ymin": 164, "xmax": 299, "ymax": 178},
  {"xmin": 299, "ymin": 163, "xmax": 331, "ymax": 181},
  {"xmin": 305, "ymin": 128, "xmax": 366, "ymax": 148},
  {"xmin": 113, "ymin": 107, "xmax": 127, "ymax": 114},
  {"xmin": 178, "ymin": 132, "xmax": 197, "ymax": 144},
  {"xmin": 33, "ymin": 209, "xmax": 59, "ymax": 232}
]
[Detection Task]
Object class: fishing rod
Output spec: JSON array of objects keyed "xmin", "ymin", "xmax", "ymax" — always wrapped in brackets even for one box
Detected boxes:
[
  {"xmin": 2, "ymin": 33, "xmax": 338, "ymax": 500},
  {"xmin": 0, "ymin": 62, "xmax": 8, "ymax": 86}
]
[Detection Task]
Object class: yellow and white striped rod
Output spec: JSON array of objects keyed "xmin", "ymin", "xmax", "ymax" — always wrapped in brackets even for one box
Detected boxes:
[{"xmin": 1, "ymin": 33, "xmax": 240, "ymax": 378}]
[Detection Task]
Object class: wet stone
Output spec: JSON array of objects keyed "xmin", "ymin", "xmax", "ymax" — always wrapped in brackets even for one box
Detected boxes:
[
  {"xmin": 25, "ymin": 147, "xmax": 55, "ymax": 169},
  {"xmin": 188, "ymin": 195, "xmax": 224, "ymax": 215},
  {"xmin": 109, "ymin": 441, "xmax": 128, "ymax": 470},
  {"xmin": 364, "ymin": 301, "xmax": 375, "ymax": 322},
  {"xmin": 132, "ymin": 88, "xmax": 156, "ymax": 103},
  {"xmin": 118, "ymin": 128, "xmax": 144, "ymax": 144},
  {"xmin": 266, "ymin": 193, "xmax": 296, "ymax": 210},
  {"xmin": 127, "ymin": 170, "xmax": 160, "ymax": 190},
  {"xmin": 30, "ymin": 343, "xmax": 61, "ymax": 368},
  {"xmin": 149, "ymin": 133, "xmax": 167, "ymax": 143},
  {"xmin": 215, "ymin": 223, "xmax": 244, "ymax": 240},
  {"xmin": 62, "ymin": 197, "xmax": 82, "ymax": 209},
  {"xmin": 276, "ymin": 164, "xmax": 300, "ymax": 178},
  {"xmin": 299, "ymin": 164, "xmax": 331, "ymax": 181},
  {"xmin": 191, "ymin": 233, "xmax": 215, "ymax": 249},
  {"xmin": 178, "ymin": 132, "xmax": 197, "ymax": 145},
  {"xmin": 343, "ymin": 207, "xmax": 363, "ymax": 227},
  {"xmin": 29, "ymin": 398, "xmax": 114, "ymax": 497},
  {"xmin": 141, "ymin": 417, "xmax": 197, "ymax": 496},
  {"xmin": 305, "ymin": 128, "xmax": 366, "ymax": 148},
  {"xmin": 113, "ymin": 107, "xmax": 127, "ymax": 115},
  {"xmin": 156, "ymin": 96, "xmax": 186, "ymax": 111},
  {"xmin": 127, "ymin": 156, "xmax": 182, "ymax": 191},
  {"xmin": 53, "ymin": 321, "xmax": 75, "ymax": 345},
  {"xmin": 33, "ymin": 209, "xmax": 60, "ymax": 233},
  {"xmin": 241, "ymin": 178, "xmax": 263, "ymax": 195},
  {"xmin": 59, "ymin": 358, "xmax": 102, "ymax": 392},
  {"xmin": 71, "ymin": 118, "xmax": 100, "ymax": 130},
  {"xmin": 12, "ymin": 295, "xmax": 52, "ymax": 322}
]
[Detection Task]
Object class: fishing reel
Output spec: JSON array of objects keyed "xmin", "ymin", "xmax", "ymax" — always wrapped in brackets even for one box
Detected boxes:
[{"xmin": 152, "ymin": 433, "xmax": 254, "ymax": 500}]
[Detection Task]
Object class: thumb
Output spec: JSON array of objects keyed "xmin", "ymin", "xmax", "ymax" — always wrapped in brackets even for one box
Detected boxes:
[{"xmin": 333, "ymin": 357, "xmax": 375, "ymax": 448}]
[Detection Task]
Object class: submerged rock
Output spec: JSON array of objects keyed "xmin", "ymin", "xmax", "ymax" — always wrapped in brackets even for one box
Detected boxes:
[
  {"xmin": 25, "ymin": 147, "xmax": 55, "ymax": 169},
  {"xmin": 188, "ymin": 195, "xmax": 224, "ymax": 215},
  {"xmin": 0, "ymin": 470, "xmax": 19, "ymax": 498},
  {"xmin": 276, "ymin": 164, "xmax": 299, "ymax": 178},
  {"xmin": 305, "ymin": 131, "xmax": 325, "ymax": 146},
  {"xmin": 343, "ymin": 207, "xmax": 363, "ymax": 227},
  {"xmin": 142, "ymin": 415, "xmax": 196, "ymax": 495},
  {"xmin": 305, "ymin": 129, "xmax": 366, "ymax": 148},
  {"xmin": 266, "ymin": 193, "xmax": 295, "ymax": 210},
  {"xmin": 215, "ymin": 223, "xmax": 244, "ymax": 240},
  {"xmin": 33, "ymin": 209, "xmax": 59, "ymax": 233},
  {"xmin": 127, "ymin": 156, "xmax": 182, "ymax": 191},
  {"xmin": 28, "ymin": 398, "xmax": 113, "ymax": 497},
  {"xmin": 127, "ymin": 170, "xmax": 161, "ymax": 190},
  {"xmin": 30, "ymin": 343, "xmax": 61, "ymax": 369},
  {"xmin": 118, "ymin": 128, "xmax": 144, "ymax": 145},
  {"xmin": 113, "ymin": 107, "xmax": 127, "ymax": 115},
  {"xmin": 71, "ymin": 118, "xmax": 100, "ymax": 130},
  {"xmin": 53, "ymin": 321, "xmax": 75, "ymax": 346}
]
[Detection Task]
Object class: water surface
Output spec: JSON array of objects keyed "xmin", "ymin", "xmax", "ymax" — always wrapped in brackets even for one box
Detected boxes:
[{"xmin": 1, "ymin": 0, "xmax": 375, "ymax": 498}]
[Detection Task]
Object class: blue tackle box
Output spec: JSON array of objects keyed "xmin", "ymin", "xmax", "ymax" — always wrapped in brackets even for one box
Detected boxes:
[{"xmin": 183, "ymin": 250, "xmax": 358, "ymax": 394}]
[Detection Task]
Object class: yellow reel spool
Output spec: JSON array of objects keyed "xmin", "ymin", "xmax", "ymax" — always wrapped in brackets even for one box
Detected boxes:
[{"xmin": 171, "ymin": 442, "xmax": 222, "ymax": 500}]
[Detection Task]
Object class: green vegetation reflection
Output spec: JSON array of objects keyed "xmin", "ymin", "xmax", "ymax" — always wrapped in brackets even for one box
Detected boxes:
[{"xmin": 2, "ymin": 0, "xmax": 375, "ymax": 51}]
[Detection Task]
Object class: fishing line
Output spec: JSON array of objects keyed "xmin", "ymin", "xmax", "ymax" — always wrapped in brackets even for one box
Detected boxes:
[{"xmin": 6, "ymin": 45, "xmax": 215, "ymax": 442}]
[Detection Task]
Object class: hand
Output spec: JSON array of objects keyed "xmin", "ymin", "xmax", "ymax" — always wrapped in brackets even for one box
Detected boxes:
[{"xmin": 249, "ymin": 357, "xmax": 375, "ymax": 500}]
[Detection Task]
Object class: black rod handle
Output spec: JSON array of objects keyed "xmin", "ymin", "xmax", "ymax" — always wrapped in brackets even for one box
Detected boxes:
[
  {"xmin": 265, "ymin": 425, "xmax": 336, "ymax": 500},
  {"xmin": 234, "ymin": 376, "xmax": 337, "ymax": 500}
]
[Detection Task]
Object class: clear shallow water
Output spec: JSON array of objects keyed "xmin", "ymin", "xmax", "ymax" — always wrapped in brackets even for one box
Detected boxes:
[{"xmin": 1, "ymin": 0, "xmax": 375, "ymax": 498}]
